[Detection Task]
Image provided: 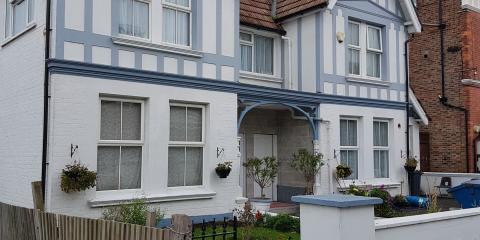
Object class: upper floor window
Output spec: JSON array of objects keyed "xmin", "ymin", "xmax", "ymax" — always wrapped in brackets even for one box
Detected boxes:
[
  {"xmin": 373, "ymin": 120, "xmax": 389, "ymax": 178},
  {"xmin": 168, "ymin": 103, "xmax": 204, "ymax": 187},
  {"xmin": 348, "ymin": 21, "xmax": 383, "ymax": 79},
  {"xmin": 163, "ymin": 0, "xmax": 191, "ymax": 46},
  {"xmin": 340, "ymin": 119, "xmax": 359, "ymax": 180},
  {"xmin": 4, "ymin": 0, "xmax": 34, "ymax": 38},
  {"xmin": 119, "ymin": 0, "xmax": 149, "ymax": 39},
  {"xmin": 240, "ymin": 32, "xmax": 274, "ymax": 75},
  {"xmin": 97, "ymin": 98, "xmax": 144, "ymax": 191}
]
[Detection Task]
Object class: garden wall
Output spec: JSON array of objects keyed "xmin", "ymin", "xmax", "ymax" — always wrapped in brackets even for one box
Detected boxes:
[{"xmin": 375, "ymin": 208, "xmax": 480, "ymax": 240}]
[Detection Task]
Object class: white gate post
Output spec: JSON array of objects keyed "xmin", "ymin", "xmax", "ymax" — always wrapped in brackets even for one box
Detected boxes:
[{"xmin": 292, "ymin": 195, "xmax": 382, "ymax": 240}]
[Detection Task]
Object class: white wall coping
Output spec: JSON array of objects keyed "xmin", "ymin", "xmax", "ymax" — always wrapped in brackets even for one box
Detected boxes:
[
  {"xmin": 375, "ymin": 208, "xmax": 480, "ymax": 230},
  {"xmin": 422, "ymin": 172, "xmax": 480, "ymax": 179}
]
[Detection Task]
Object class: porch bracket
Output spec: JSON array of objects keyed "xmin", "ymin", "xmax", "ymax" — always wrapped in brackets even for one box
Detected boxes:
[{"xmin": 237, "ymin": 101, "xmax": 319, "ymax": 140}]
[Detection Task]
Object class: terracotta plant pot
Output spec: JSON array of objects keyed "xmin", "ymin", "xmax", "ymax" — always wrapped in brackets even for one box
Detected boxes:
[{"xmin": 215, "ymin": 168, "xmax": 231, "ymax": 178}]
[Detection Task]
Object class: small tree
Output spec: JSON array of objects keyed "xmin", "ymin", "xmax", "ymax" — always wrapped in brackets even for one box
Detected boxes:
[
  {"xmin": 243, "ymin": 156, "xmax": 278, "ymax": 199},
  {"xmin": 291, "ymin": 149, "xmax": 324, "ymax": 195}
]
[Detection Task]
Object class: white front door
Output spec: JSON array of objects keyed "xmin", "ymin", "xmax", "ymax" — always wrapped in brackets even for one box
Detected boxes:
[{"xmin": 253, "ymin": 134, "xmax": 277, "ymax": 200}]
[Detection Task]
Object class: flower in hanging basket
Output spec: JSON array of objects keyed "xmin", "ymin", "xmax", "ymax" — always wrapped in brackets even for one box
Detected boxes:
[
  {"xmin": 215, "ymin": 161, "xmax": 233, "ymax": 178},
  {"xmin": 61, "ymin": 162, "xmax": 97, "ymax": 193},
  {"xmin": 336, "ymin": 164, "xmax": 352, "ymax": 179}
]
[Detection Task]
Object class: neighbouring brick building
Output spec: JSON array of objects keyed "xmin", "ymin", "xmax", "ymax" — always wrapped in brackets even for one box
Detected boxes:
[{"xmin": 410, "ymin": 0, "xmax": 480, "ymax": 173}]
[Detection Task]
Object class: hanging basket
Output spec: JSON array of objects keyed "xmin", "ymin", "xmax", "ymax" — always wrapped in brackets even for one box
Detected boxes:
[{"xmin": 61, "ymin": 162, "xmax": 97, "ymax": 193}]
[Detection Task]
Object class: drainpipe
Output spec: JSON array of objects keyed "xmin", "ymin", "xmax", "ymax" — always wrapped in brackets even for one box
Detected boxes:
[
  {"xmin": 42, "ymin": 0, "xmax": 52, "ymax": 202},
  {"xmin": 436, "ymin": 0, "xmax": 470, "ymax": 172},
  {"xmin": 281, "ymin": 36, "xmax": 293, "ymax": 90},
  {"xmin": 405, "ymin": 35, "xmax": 413, "ymax": 158}
]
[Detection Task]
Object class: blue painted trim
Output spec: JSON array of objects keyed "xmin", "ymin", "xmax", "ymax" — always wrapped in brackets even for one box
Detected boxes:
[
  {"xmin": 47, "ymin": 59, "xmax": 408, "ymax": 110},
  {"xmin": 237, "ymin": 101, "xmax": 318, "ymax": 140},
  {"xmin": 297, "ymin": 19, "xmax": 302, "ymax": 91},
  {"xmin": 158, "ymin": 213, "xmax": 233, "ymax": 228},
  {"xmin": 291, "ymin": 195, "xmax": 383, "ymax": 208}
]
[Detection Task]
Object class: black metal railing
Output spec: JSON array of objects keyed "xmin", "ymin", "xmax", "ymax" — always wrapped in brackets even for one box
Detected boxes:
[{"xmin": 192, "ymin": 216, "xmax": 238, "ymax": 240}]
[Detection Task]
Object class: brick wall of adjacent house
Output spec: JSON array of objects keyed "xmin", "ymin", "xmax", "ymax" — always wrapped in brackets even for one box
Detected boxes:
[
  {"xmin": 0, "ymin": 3, "xmax": 46, "ymax": 207},
  {"xmin": 410, "ymin": 0, "xmax": 480, "ymax": 173}
]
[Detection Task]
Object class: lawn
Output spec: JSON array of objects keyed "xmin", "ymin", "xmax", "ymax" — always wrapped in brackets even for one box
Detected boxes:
[{"xmin": 192, "ymin": 225, "xmax": 300, "ymax": 240}]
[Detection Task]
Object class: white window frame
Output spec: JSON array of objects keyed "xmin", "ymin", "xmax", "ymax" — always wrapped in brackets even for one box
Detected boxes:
[
  {"xmin": 373, "ymin": 120, "xmax": 389, "ymax": 179},
  {"xmin": 118, "ymin": 0, "xmax": 152, "ymax": 40},
  {"xmin": 4, "ymin": 0, "xmax": 34, "ymax": 39},
  {"xmin": 168, "ymin": 102, "xmax": 205, "ymax": 188},
  {"xmin": 239, "ymin": 31, "xmax": 275, "ymax": 76},
  {"xmin": 348, "ymin": 21, "xmax": 383, "ymax": 80},
  {"xmin": 339, "ymin": 118, "xmax": 359, "ymax": 180},
  {"xmin": 97, "ymin": 97, "xmax": 145, "ymax": 192},
  {"xmin": 162, "ymin": 0, "xmax": 192, "ymax": 48}
]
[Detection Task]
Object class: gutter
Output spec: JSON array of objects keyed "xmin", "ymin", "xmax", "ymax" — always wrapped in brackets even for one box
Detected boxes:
[
  {"xmin": 41, "ymin": 0, "xmax": 52, "ymax": 202},
  {"xmin": 436, "ymin": 0, "xmax": 470, "ymax": 172}
]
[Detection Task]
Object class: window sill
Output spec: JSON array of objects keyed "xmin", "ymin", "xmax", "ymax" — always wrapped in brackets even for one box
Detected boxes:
[
  {"xmin": 1, "ymin": 23, "xmax": 37, "ymax": 48},
  {"xmin": 239, "ymin": 71, "xmax": 283, "ymax": 83},
  {"xmin": 112, "ymin": 36, "xmax": 203, "ymax": 58},
  {"xmin": 346, "ymin": 76, "xmax": 391, "ymax": 87},
  {"xmin": 88, "ymin": 188, "xmax": 216, "ymax": 208}
]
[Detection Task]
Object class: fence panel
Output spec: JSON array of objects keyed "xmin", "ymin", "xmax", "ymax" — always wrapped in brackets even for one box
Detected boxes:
[{"xmin": 0, "ymin": 202, "xmax": 170, "ymax": 240}]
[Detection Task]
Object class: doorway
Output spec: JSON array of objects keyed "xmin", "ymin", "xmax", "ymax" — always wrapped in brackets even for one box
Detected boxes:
[{"xmin": 252, "ymin": 134, "xmax": 277, "ymax": 200}]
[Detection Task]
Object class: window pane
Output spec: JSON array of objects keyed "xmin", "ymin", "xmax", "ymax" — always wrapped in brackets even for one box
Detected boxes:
[
  {"xmin": 170, "ymin": 106, "xmax": 187, "ymax": 141},
  {"xmin": 177, "ymin": 11, "xmax": 190, "ymax": 46},
  {"xmin": 122, "ymin": 102, "xmax": 142, "ymax": 140},
  {"xmin": 120, "ymin": 146, "xmax": 142, "ymax": 189},
  {"xmin": 177, "ymin": 0, "xmax": 189, "ymax": 8},
  {"xmin": 13, "ymin": 0, "xmax": 27, "ymax": 35},
  {"xmin": 163, "ymin": 8, "xmax": 176, "ymax": 44},
  {"xmin": 133, "ymin": 0, "xmax": 149, "ymax": 38},
  {"xmin": 340, "ymin": 120, "xmax": 348, "ymax": 146},
  {"xmin": 187, "ymin": 107, "xmax": 202, "ymax": 142},
  {"xmin": 254, "ymin": 35, "xmax": 273, "ymax": 75},
  {"xmin": 185, "ymin": 147, "xmax": 203, "ymax": 186},
  {"xmin": 374, "ymin": 121, "xmax": 388, "ymax": 147},
  {"xmin": 374, "ymin": 150, "xmax": 389, "ymax": 178},
  {"xmin": 5, "ymin": 2, "xmax": 11, "ymax": 37},
  {"xmin": 367, "ymin": 52, "xmax": 380, "ymax": 78},
  {"xmin": 119, "ymin": 0, "xmax": 133, "ymax": 35},
  {"xmin": 348, "ymin": 49, "xmax": 360, "ymax": 75},
  {"xmin": 340, "ymin": 150, "xmax": 358, "ymax": 179},
  {"xmin": 347, "ymin": 120, "xmax": 357, "ymax": 146},
  {"xmin": 97, "ymin": 146, "xmax": 120, "ymax": 191},
  {"xmin": 101, "ymin": 101, "xmax": 121, "ymax": 140},
  {"xmin": 240, "ymin": 32, "xmax": 252, "ymax": 42},
  {"xmin": 28, "ymin": 0, "xmax": 33, "ymax": 22},
  {"xmin": 168, "ymin": 147, "xmax": 186, "ymax": 187},
  {"xmin": 241, "ymin": 44, "xmax": 252, "ymax": 72},
  {"xmin": 348, "ymin": 22, "xmax": 359, "ymax": 46},
  {"xmin": 368, "ymin": 27, "xmax": 381, "ymax": 50}
]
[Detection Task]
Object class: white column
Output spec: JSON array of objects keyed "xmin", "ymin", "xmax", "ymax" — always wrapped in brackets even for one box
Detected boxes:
[{"xmin": 292, "ymin": 195, "xmax": 382, "ymax": 240}]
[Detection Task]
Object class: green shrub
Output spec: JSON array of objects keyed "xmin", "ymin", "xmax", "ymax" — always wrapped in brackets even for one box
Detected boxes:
[
  {"xmin": 369, "ymin": 188, "xmax": 396, "ymax": 218},
  {"xmin": 102, "ymin": 198, "xmax": 164, "ymax": 226},
  {"xmin": 347, "ymin": 184, "xmax": 368, "ymax": 196},
  {"xmin": 263, "ymin": 214, "xmax": 300, "ymax": 233},
  {"xmin": 393, "ymin": 195, "xmax": 409, "ymax": 207},
  {"xmin": 60, "ymin": 162, "xmax": 96, "ymax": 193}
]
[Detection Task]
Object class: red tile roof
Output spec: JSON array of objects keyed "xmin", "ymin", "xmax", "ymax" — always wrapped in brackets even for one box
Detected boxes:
[{"xmin": 240, "ymin": 0, "xmax": 328, "ymax": 34}]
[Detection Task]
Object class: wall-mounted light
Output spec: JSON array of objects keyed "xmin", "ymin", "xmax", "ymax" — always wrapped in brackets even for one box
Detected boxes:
[
  {"xmin": 474, "ymin": 125, "xmax": 480, "ymax": 134},
  {"xmin": 336, "ymin": 32, "xmax": 345, "ymax": 43}
]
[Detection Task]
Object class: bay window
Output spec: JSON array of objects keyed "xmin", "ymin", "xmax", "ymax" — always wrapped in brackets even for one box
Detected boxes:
[
  {"xmin": 97, "ymin": 99, "xmax": 144, "ymax": 191},
  {"xmin": 4, "ymin": 0, "xmax": 34, "ymax": 38},
  {"xmin": 168, "ymin": 103, "xmax": 204, "ymax": 187},
  {"xmin": 163, "ymin": 0, "xmax": 191, "ymax": 46},
  {"xmin": 340, "ymin": 119, "xmax": 359, "ymax": 180},
  {"xmin": 373, "ymin": 120, "xmax": 389, "ymax": 178},
  {"xmin": 119, "ymin": 0, "xmax": 150, "ymax": 39},
  {"xmin": 240, "ymin": 32, "xmax": 274, "ymax": 75},
  {"xmin": 348, "ymin": 21, "xmax": 383, "ymax": 79}
]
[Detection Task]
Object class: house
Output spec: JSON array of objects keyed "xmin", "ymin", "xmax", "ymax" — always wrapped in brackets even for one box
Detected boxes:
[
  {"xmin": 410, "ymin": 0, "xmax": 480, "ymax": 173},
  {"xmin": 0, "ymin": 0, "xmax": 425, "ymax": 219}
]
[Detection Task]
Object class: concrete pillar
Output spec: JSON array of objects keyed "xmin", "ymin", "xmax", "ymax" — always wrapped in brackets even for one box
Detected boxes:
[{"xmin": 292, "ymin": 195, "xmax": 382, "ymax": 240}]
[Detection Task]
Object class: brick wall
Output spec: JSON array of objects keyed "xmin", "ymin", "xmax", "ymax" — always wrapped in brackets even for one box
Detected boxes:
[{"xmin": 410, "ymin": 0, "xmax": 480, "ymax": 173}]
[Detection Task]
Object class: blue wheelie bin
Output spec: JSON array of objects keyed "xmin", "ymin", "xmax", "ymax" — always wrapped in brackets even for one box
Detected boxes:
[{"xmin": 448, "ymin": 179, "xmax": 480, "ymax": 209}]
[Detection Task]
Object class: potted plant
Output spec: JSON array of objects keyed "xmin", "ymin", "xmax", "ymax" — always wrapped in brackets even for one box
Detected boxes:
[
  {"xmin": 215, "ymin": 161, "xmax": 233, "ymax": 178},
  {"xmin": 404, "ymin": 157, "xmax": 418, "ymax": 172},
  {"xmin": 336, "ymin": 164, "xmax": 352, "ymax": 179},
  {"xmin": 290, "ymin": 149, "xmax": 324, "ymax": 195},
  {"xmin": 60, "ymin": 162, "xmax": 97, "ymax": 193},
  {"xmin": 243, "ymin": 156, "xmax": 278, "ymax": 212}
]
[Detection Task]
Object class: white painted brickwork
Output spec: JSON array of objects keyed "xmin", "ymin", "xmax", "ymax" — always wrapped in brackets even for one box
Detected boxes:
[
  {"xmin": 45, "ymin": 74, "xmax": 242, "ymax": 218},
  {"xmin": 0, "ymin": 1, "xmax": 46, "ymax": 208}
]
